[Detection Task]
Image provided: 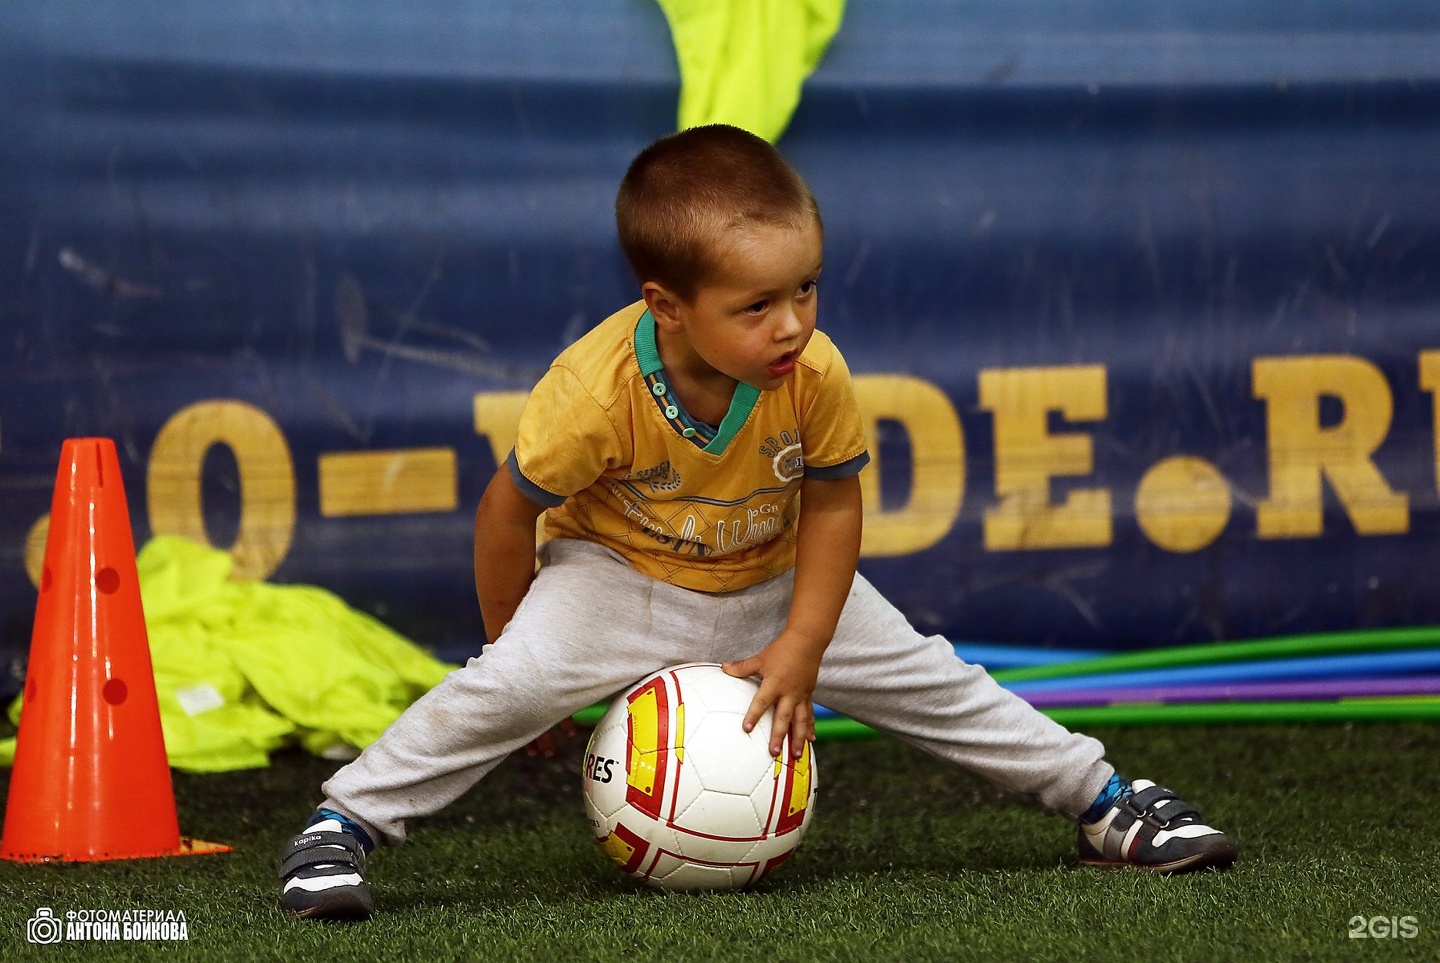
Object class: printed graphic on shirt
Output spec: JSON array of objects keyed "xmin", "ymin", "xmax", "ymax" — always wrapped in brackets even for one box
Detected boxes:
[
  {"xmin": 602, "ymin": 476, "xmax": 794, "ymax": 558},
  {"xmin": 759, "ymin": 431, "xmax": 805, "ymax": 482},
  {"xmin": 625, "ymin": 461, "xmax": 682, "ymax": 494}
]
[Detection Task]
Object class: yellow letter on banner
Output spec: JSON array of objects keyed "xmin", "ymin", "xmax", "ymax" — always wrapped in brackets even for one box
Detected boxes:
[
  {"xmin": 147, "ymin": 400, "xmax": 296, "ymax": 580},
  {"xmin": 851, "ymin": 375, "xmax": 964, "ymax": 557},
  {"xmin": 474, "ymin": 390, "xmax": 546, "ymax": 544},
  {"xmin": 1253, "ymin": 355, "xmax": 1408, "ymax": 538},
  {"xmin": 1421, "ymin": 350, "xmax": 1440, "ymax": 497},
  {"xmin": 978, "ymin": 365, "xmax": 1112, "ymax": 550},
  {"xmin": 472, "ymin": 391, "xmax": 531, "ymax": 469}
]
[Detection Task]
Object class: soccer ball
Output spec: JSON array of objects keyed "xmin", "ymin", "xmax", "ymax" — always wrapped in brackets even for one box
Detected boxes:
[{"xmin": 581, "ymin": 662, "xmax": 818, "ymax": 891}]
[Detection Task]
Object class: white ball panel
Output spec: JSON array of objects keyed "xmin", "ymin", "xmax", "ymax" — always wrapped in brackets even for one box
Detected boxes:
[
  {"xmin": 673, "ymin": 788, "xmax": 766, "ymax": 842},
  {"xmin": 684, "ymin": 713, "xmax": 775, "ymax": 796}
]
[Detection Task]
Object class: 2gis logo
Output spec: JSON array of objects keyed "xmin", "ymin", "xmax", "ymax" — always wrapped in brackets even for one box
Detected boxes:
[
  {"xmin": 26, "ymin": 908, "xmax": 63, "ymax": 944},
  {"xmin": 1347, "ymin": 915, "xmax": 1419, "ymax": 939}
]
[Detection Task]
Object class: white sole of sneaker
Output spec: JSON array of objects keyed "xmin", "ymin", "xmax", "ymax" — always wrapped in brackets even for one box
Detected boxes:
[
  {"xmin": 284, "ymin": 888, "xmax": 374, "ymax": 921},
  {"xmin": 1079, "ymin": 841, "xmax": 1239, "ymax": 874}
]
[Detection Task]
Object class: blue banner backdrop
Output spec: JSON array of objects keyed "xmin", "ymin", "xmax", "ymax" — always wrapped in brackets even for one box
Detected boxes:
[{"xmin": 3, "ymin": 2, "xmax": 1439, "ymax": 687}]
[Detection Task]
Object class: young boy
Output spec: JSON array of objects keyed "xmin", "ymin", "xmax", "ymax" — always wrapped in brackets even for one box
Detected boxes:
[{"xmin": 278, "ymin": 124, "xmax": 1238, "ymax": 921}]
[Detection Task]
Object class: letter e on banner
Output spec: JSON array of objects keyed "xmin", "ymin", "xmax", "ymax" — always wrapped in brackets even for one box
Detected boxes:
[{"xmin": 979, "ymin": 365, "xmax": 1112, "ymax": 551}]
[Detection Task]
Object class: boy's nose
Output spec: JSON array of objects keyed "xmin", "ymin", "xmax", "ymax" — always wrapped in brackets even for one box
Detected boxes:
[{"xmin": 773, "ymin": 306, "xmax": 805, "ymax": 340}]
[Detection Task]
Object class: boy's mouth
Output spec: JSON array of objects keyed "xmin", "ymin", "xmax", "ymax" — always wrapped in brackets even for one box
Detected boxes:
[{"xmin": 766, "ymin": 352, "xmax": 797, "ymax": 378}]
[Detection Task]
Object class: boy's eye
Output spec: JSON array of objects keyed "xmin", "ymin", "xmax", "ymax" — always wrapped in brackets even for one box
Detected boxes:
[
  {"xmin": 798, "ymin": 279, "xmax": 818, "ymax": 296},
  {"xmin": 743, "ymin": 299, "xmax": 769, "ymax": 314}
]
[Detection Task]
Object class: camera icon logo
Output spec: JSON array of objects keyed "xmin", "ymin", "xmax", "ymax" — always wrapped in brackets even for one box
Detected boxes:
[{"xmin": 27, "ymin": 907, "xmax": 64, "ymax": 944}]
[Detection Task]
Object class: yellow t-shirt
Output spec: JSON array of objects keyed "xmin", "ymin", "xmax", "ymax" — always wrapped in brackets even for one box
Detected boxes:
[{"xmin": 508, "ymin": 301, "xmax": 870, "ymax": 593}]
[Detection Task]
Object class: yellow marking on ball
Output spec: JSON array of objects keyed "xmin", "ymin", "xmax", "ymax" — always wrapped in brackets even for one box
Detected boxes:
[
  {"xmin": 601, "ymin": 831, "xmax": 636, "ymax": 865},
  {"xmin": 626, "ymin": 686, "xmax": 661, "ymax": 795},
  {"xmin": 787, "ymin": 741, "xmax": 812, "ymax": 817}
]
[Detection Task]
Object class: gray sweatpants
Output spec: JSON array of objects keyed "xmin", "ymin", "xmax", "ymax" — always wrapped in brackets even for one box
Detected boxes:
[{"xmin": 322, "ymin": 539, "xmax": 1113, "ymax": 845}]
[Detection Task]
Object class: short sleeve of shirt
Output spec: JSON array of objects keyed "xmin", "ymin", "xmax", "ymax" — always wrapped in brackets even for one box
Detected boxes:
[
  {"xmin": 798, "ymin": 337, "xmax": 870, "ymax": 480},
  {"xmin": 508, "ymin": 364, "xmax": 624, "ymax": 506}
]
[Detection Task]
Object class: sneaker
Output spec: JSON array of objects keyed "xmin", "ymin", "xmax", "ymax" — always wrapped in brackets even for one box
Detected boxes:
[
  {"xmin": 278, "ymin": 816, "xmax": 374, "ymax": 920},
  {"xmin": 1078, "ymin": 779, "xmax": 1238, "ymax": 873}
]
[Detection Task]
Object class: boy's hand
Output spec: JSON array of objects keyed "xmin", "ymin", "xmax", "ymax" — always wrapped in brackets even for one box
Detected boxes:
[{"xmin": 722, "ymin": 630, "xmax": 824, "ymax": 760}]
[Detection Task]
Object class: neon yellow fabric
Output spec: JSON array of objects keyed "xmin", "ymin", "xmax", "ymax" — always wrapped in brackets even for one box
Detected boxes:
[
  {"xmin": 1, "ymin": 536, "xmax": 456, "ymax": 772},
  {"xmin": 657, "ymin": 0, "xmax": 845, "ymax": 142}
]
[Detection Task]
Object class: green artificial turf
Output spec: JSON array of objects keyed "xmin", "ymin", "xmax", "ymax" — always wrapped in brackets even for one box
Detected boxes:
[{"xmin": 1, "ymin": 723, "xmax": 1437, "ymax": 962}]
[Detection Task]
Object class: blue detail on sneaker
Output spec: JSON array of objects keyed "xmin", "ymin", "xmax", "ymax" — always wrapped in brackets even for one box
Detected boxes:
[
  {"xmin": 1080, "ymin": 773, "xmax": 1133, "ymax": 824},
  {"xmin": 310, "ymin": 808, "xmax": 374, "ymax": 853}
]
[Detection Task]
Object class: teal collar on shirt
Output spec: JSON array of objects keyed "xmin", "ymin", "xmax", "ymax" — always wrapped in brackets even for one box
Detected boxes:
[{"xmin": 634, "ymin": 309, "xmax": 760, "ymax": 456}]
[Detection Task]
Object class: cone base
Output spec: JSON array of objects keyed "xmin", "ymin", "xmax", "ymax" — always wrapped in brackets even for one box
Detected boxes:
[{"xmin": 0, "ymin": 836, "xmax": 233, "ymax": 864}]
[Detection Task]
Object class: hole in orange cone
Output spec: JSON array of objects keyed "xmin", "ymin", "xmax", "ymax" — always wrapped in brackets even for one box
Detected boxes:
[
  {"xmin": 103, "ymin": 678, "xmax": 127, "ymax": 706},
  {"xmin": 41, "ymin": 567, "xmax": 52, "ymax": 592},
  {"xmin": 95, "ymin": 567, "xmax": 120, "ymax": 594}
]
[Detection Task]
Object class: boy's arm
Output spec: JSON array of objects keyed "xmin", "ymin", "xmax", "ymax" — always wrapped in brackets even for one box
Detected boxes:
[
  {"xmin": 473, "ymin": 466, "xmax": 547, "ymax": 648},
  {"xmin": 723, "ymin": 473, "xmax": 863, "ymax": 759},
  {"xmin": 476, "ymin": 466, "xmax": 579, "ymax": 755}
]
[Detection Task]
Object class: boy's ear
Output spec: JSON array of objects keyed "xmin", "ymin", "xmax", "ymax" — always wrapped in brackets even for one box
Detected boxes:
[{"xmin": 642, "ymin": 282, "xmax": 685, "ymax": 331}]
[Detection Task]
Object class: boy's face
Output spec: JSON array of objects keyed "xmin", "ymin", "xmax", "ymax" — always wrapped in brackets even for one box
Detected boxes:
[{"xmin": 651, "ymin": 218, "xmax": 823, "ymax": 393}]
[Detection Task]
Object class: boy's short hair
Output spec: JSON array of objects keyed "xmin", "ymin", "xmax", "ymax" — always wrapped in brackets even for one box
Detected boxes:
[{"xmin": 616, "ymin": 124, "xmax": 821, "ymax": 301}]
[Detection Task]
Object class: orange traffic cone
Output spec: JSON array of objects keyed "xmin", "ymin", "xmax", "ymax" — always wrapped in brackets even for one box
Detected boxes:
[{"xmin": 0, "ymin": 438, "xmax": 230, "ymax": 862}]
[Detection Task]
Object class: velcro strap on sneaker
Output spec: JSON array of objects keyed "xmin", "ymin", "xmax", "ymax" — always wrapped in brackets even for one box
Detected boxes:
[
  {"xmin": 277, "ymin": 830, "xmax": 367, "ymax": 879},
  {"xmin": 1122, "ymin": 785, "xmax": 1203, "ymax": 829}
]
